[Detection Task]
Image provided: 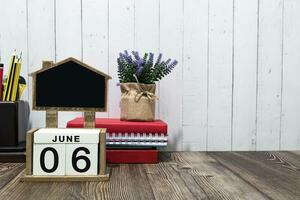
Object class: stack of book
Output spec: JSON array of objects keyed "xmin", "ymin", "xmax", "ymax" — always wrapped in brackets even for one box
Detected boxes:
[{"xmin": 67, "ymin": 118, "xmax": 168, "ymax": 163}]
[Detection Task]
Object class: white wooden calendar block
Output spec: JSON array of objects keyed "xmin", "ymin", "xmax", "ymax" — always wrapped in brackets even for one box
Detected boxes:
[
  {"xmin": 33, "ymin": 144, "xmax": 65, "ymax": 176},
  {"xmin": 32, "ymin": 128, "xmax": 100, "ymax": 176},
  {"xmin": 22, "ymin": 128, "xmax": 109, "ymax": 182},
  {"xmin": 65, "ymin": 144, "xmax": 98, "ymax": 175},
  {"xmin": 34, "ymin": 128, "xmax": 100, "ymax": 143}
]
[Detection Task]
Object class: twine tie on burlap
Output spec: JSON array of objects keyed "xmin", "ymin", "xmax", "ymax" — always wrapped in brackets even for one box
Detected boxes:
[{"xmin": 133, "ymin": 74, "xmax": 158, "ymax": 103}]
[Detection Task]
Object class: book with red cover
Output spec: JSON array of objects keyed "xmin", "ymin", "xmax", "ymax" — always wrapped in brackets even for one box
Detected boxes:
[
  {"xmin": 67, "ymin": 118, "xmax": 167, "ymax": 163},
  {"xmin": 67, "ymin": 117, "xmax": 168, "ymax": 134},
  {"xmin": 106, "ymin": 149, "xmax": 158, "ymax": 164}
]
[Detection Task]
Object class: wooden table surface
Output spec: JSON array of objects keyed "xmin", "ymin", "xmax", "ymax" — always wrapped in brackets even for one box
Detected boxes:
[{"xmin": 0, "ymin": 152, "xmax": 299, "ymax": 200}]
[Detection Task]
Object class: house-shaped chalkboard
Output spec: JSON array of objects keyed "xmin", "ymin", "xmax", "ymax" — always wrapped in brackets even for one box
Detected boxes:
[{"xmin": 30, "ymin": 57, "xmax": 111, "ymax": 128}]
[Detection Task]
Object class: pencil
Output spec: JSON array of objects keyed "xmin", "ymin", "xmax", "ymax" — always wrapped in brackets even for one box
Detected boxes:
[
  {"xmin": 0, "ymin": 63, "xmax": 3, "ymax": 101},
  {"xmin": 3, "ymin": 53, "xmax": 16, "ymax": 101},
  {"xmin": 11, "ymin": 58, "xmax": 21, "ymax": 101}
]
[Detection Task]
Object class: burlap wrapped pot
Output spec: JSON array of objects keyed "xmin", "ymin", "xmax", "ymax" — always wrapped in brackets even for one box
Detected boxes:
[{"xmin": 120, "ymin": 83, "xmax": 156, "ymax": 121}]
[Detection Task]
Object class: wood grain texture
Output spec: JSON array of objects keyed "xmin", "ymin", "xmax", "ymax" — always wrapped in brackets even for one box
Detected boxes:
[
  {"xmin": 25, "ymin": 129, "xmax": 38, "ymax": 175},
  {"xmin": 20, "ymin": 173, "xmax": 109, "ymax": 182},
  {"xmin": 42, "ymin": 61, "xmax": 53, "ymax": 69},
  {"xmin": 0, "ymin": 163, "xmax": 24, "ymax": 190},
  {"xmin": 45, "ymin": 110, "xmax": 58, "ymax": 128},
  {"xmin": 99, "ymin": 129, "xmax": 107, "ymax": 175},
  {"xmin": 210, "ymin": 151, "xmax": 300, "ymax": 200},
  {"xmin": 84, "ymin": 112, "xmax": 95, "ymax": 128},
  {"xmin": 0, "ymin": 153, "xmax": 25, "ymax": 163},
  {"xmin": 1, "ymin": 152, "xmax": 300, "ymax": 199},
  {"xmin": 153, "ymin": 152, "xmax": 267, "ymax": 200}
]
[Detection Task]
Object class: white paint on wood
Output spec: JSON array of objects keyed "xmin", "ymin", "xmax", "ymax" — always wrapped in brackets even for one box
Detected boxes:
[
  {"xmin": 33, "ymin": 144, "xmax": 65, "ymax": 176},
  {"xmin": 182, "ymin": 125, "xmax": 206, "ymax": 151},
  {"xmin": 28, "ymin": 0, "xmax": 55, "ymax": 129},
  {"xmin": 182, "ymin": 0, "xmax": 209, "ymax": 151},
  {"xmin": 134, "ymin": 0, "xmax": 159, "ymax": 52},
  {"xmin": 55, "ymin": 0, "xmax": 83, "ymax": 128},
  {"xmin": 207, "ymin": 0, "xmax": 233, "ymax": 151},
  {"xmin": 65, "ymin": 144, "xmax": 98, "ymax": 175},
  {"xmin": 108, "ymin": 0, "xmax": 135, "ymax": 118},
  {"xmin": 82, "ymin": 0, "xmax": 109, "ymax": 118},
  {"xmin": 1, "ymin": 0, "xmax": 300, "ymax": 151},
  {"xmin": 159, "ymin": 0, "xmax": 183, "ymax": 151},
  {"xmin": 134, "ymin": 0, "xmax": 160, "ymax": 119},
  {"xmin": 256, "ymin": 0, "xmax": 283, "ymax": 150},
  {"xmin": 0, "ymin": 0, "xmax": 28, "ymax": 101},
  {"xmin": 232, "ymin": 0, "xmax": 258, "ymax": 151},
  {"xmin": 281, "ymin": 0, "xmax": 300, "ymax": 150}
]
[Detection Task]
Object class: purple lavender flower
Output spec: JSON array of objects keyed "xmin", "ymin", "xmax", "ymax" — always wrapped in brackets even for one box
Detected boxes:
[
  {"xmin": 117, "ymin": 57, "xmax": 124, "ymax": 71},
  {"xmin": 165, "ymin": 58, "xmax": 171, "ymax": 65},
  {"xmin": 124, "ymin": 55, "xmax": 133, "ymax": 63},
  {"xmin": 169, "ymin": 60, "xmax": 178, "ymax": 69},
  {"xmin": 124, "ymin": 50, "xmax": 133, "ymax": 62},
  {"xmin": 155, "ymin": 53, "xmax": 162, "ymax": 66},
  {"xmin": 117, "ymin": 50, "xmax": 177, "ymax": 84},
  {"xmin": 135, "ymin": 59, "xmax": 145, "ymax": 77},
  {"xmin": 147, "ymin": 53, "xmax": 154, "ymax": 65},
  {"xmin": 124, "ymin": 50, "xmax": 129, "ymax": 56},
  {"xmin": 132, "ymin": 51, "xmax": 141, "ymax": 60},
  {"xmin": 119, "ymin": 52, "xmax": 124, "ymax": 59}
]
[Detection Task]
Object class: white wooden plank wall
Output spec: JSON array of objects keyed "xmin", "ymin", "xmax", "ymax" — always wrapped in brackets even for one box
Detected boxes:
[
  {"xmin": 0, "ymin": 0, "xmax": 299, "ymax": 151},
  {"xmin": 281, "ymin": 0, "xmax": 300, "ymax": 150},
  {"xmin": 108, "ymin": 0, "xmax": 134, "ymax": 118},
  {"xmin": 82, "ymin": 0, "xmax": 109, "ymax": 118},
  {"xmin": 182, "ymin": 0, "xmax": 208, "ymax": 151},
  {"xmin": 159, "ymin": 0, "xmax": 183, "ymax": 151},
  {"xmin": 207, "ymin": 0, "xmax": 233, "ymax": 151},
  {"xmin": 232, "ymin": 0, "xmax": 258, "ymax": 151},
  {"xmin": 27, "ymin": 0, "xmax": 55, "ymax": 129},
  {"xmin": 135, "ymin": 0, "xmax": 160, "ymax": 120},
  {"xmin": 55, "ymin": 0, "xmax": 83, "ymax": 128},
  {"xmin": 0, "ymin": 0, "xmax": 28, "ymax": 101},
  {"xmin": 257, "ymin": 0, "xmax": 283, "ymax": 150}
]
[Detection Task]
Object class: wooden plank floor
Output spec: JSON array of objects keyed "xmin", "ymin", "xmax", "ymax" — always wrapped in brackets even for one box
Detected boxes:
[{"xmin": 0, "ymin": 152, "xmax": 299, "ymax": 200}]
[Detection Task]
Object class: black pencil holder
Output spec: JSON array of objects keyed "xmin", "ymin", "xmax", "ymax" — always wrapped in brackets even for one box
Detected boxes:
[{"xmin": 0, "ymin": 101, "xmax": 30, "ymax": 151}]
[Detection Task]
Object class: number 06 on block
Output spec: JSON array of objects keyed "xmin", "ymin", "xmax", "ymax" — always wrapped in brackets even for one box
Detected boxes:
[{"xmin": 21, "ymin": 128, "xmax": 109, "ymax": 182}]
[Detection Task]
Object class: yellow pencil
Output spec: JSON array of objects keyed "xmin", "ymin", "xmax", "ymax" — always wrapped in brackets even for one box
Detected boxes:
[
  {"xmin": 11, "ymin": 58, "xmax": 21, "ymax": 101},
  {"xmin": 3, "ymin": 53, "xmax": 16, "ymax": 101}
]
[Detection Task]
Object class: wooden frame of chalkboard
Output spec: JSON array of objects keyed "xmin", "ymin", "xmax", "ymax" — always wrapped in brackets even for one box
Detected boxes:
[{"xmin": 30, "ymin": 57, "xmax": 111, "ymax": 112}]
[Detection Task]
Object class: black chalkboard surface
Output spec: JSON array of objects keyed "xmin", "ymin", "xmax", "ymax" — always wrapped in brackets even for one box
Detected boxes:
[{"xmin": 33, "ymin": 58, "xmax": 110, "ymax": 111}]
